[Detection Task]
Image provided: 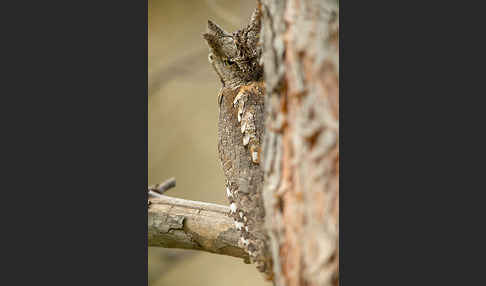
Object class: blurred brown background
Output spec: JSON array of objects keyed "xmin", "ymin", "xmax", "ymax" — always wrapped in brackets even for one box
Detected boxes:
[{"xmin": 148, "ymin": 0, "xmax": 272, "ymax": 285}]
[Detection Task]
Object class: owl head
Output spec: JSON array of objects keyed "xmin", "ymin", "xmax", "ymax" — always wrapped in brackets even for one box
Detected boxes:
[{"xmin": 203, "ymin": 8, "xmax": 263, "ymax": 89}]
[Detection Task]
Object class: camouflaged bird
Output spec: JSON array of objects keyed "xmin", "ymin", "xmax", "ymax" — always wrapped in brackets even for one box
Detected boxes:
[{"xmin": 203, "ymin": 5, "xmax": 273, "ymax": 280}]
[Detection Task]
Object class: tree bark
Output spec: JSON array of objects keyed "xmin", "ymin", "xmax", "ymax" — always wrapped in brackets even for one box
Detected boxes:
[{"xmin": 261, "ymin": 0, "xmax": 339, "ymax": 286}]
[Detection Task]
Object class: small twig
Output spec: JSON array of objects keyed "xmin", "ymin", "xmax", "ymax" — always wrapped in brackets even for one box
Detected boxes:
[{"xmin": 148, "ymin": 177, "xmax": 176, "ymax": 195}]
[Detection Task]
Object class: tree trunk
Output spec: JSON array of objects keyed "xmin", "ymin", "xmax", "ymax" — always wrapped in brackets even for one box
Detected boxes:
[{"xmin": 261, "ymin": 1, "xmax": 339, "ymax": 285}]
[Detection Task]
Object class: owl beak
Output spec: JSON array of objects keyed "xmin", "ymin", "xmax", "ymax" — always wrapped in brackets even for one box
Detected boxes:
[{"xmin": 202, "ymin": 32, "xmax": 218, "ymax": 50}]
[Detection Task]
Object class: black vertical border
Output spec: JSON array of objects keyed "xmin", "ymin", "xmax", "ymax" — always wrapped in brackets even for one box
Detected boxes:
[
  {"xmin": 1, "ymin": 1, "xmax": 148, "ymax": 285},
  {"xmin": 5, "ymin": 0, "xmax": 151, "ymax": 284},
  {"xmin": 339, "ymin": 1, "xmax": 456, "ymax": 284}
]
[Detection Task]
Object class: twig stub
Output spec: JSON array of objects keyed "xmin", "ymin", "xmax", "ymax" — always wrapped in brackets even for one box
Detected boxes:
[{"xmin": 149, "ymin": 177, "xmax": 176, "ymax": 195}]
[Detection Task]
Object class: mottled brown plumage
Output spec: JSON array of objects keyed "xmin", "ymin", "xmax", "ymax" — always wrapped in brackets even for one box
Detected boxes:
[{"xmin": 203, "ymin": 5, "xmax": 273, "ymax": 279}]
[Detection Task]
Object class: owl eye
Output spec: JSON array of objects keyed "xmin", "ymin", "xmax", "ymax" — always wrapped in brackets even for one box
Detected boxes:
[{"xmin": 224, "ymin": 58, "xmax": 235, "ymax": 66}]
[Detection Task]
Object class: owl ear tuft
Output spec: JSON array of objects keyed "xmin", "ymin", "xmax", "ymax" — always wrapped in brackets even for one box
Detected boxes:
[{"xmin": 207, "ymin": 20, "xmax": 229, "ymax": 37}]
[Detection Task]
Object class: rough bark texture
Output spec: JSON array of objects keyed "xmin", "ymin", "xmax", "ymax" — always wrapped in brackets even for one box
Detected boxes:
[
  {"xmin": 148, "ymin": 195, "xmax": 249, "ymax": 262},
  {"xmin": 261, "ymin": 0, "xmax": 339, "ymax": 286}
]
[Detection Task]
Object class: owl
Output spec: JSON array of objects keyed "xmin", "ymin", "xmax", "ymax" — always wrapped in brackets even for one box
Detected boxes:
[{"xmin": 203, "ymin": 6, "xmax": 273, "ymax": 280}]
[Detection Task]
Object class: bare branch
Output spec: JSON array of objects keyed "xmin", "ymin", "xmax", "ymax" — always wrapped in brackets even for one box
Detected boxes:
[{"xmin": 148, "ymin": 195, "xmax": 249, "ymax": 262}]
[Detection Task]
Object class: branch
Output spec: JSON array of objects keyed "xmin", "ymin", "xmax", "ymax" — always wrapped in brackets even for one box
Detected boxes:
[{"xmin": 148, "ymin": 194, "xmax": 250, "ymax": 262}]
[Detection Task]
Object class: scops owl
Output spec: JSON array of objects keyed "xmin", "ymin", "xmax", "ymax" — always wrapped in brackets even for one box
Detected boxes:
[{"xmin": 203, "ymin": 5, "xmax": 273, "ymax": 279}]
